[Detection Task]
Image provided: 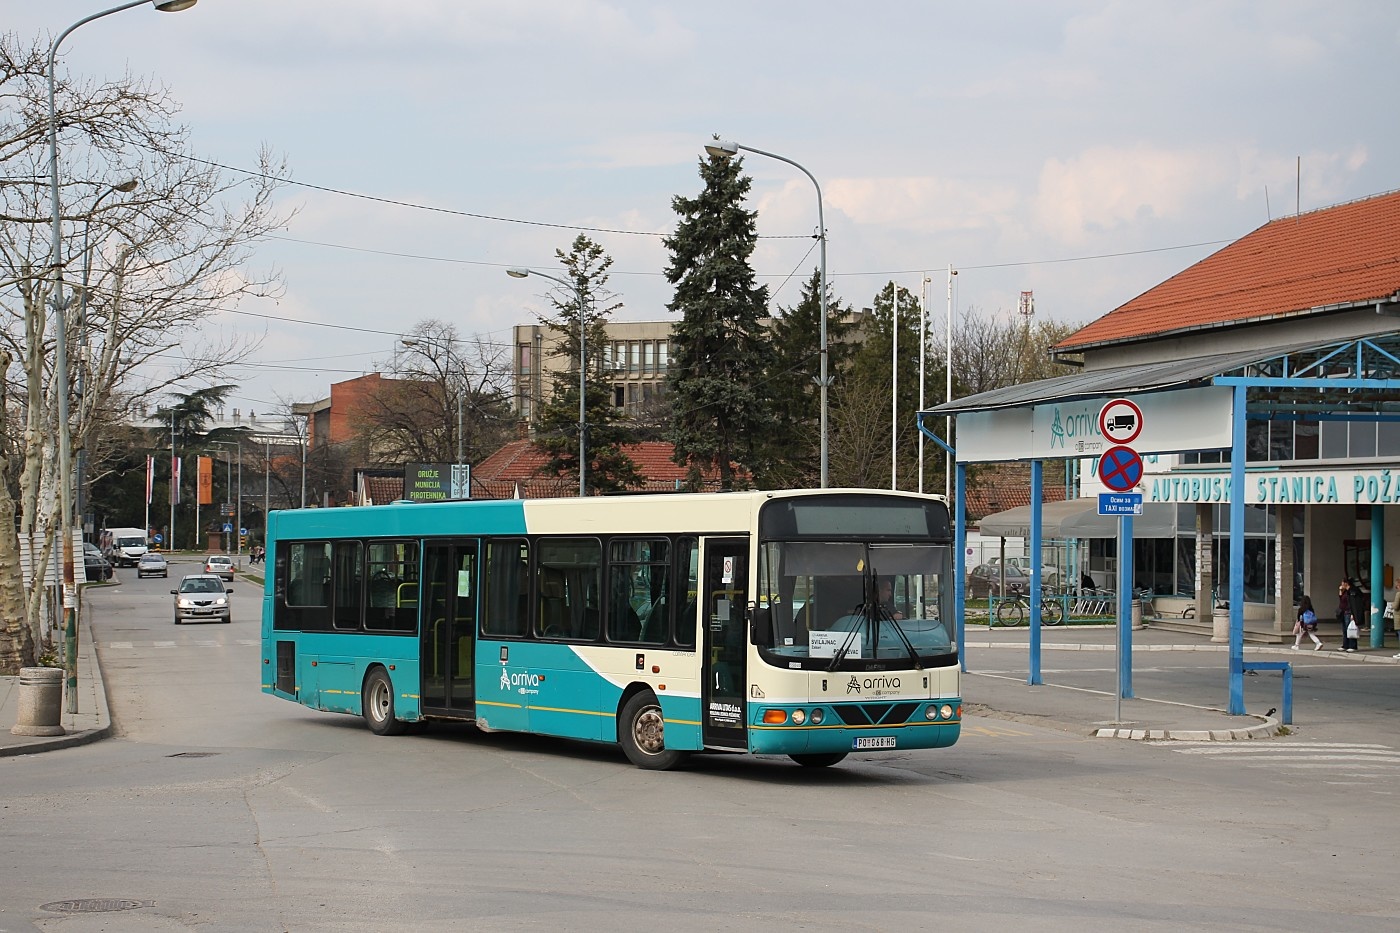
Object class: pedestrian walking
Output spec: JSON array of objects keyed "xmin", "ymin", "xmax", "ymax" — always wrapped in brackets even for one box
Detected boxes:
[
  {"xmin": 1337, "ymin": 579, "xmax": 1360, "ymax": 652},
  {"xmin": 1292, "ymin": 594, "xmax": 1323, "ymax": 650}
]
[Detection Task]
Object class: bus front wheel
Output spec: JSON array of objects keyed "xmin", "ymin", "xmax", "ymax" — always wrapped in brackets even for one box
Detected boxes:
[
  {"xmin": 619, "ymin": 692, "xmax": 687, "ymax": 770},
  {"xmin": 363, "ymin": 668, "xmax": 407, "ymax": 736}
]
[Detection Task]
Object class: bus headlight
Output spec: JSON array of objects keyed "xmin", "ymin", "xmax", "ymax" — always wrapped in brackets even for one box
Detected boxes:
[
  {"xmin": 925, "ymin": 706, "xmax": 940, "ymax": 721},
  {"xmin": 940, "ymin": 704, "xmax": 955, "ymax": 720},
  {"xmin": 810, "ymin": 708, "xmax": 824, "ymax": 725},
  {"xmin": 791, "ymin": 709, "xmax": 806, "ymax": 725}
]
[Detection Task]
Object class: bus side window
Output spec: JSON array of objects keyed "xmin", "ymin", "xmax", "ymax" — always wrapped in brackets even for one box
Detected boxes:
[
  {"xmin": 674, "ymin": 537, "xmax": 698, "ymax": 648},
  {"xmin": 483, "ymin": 539, "xmax": 529, "ymax": 637}
]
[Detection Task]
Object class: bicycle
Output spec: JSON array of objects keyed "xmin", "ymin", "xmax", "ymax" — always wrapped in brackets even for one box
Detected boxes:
[{"xmin": 993, "ymin": 583, "xmax": 1064, "ymax": 626}]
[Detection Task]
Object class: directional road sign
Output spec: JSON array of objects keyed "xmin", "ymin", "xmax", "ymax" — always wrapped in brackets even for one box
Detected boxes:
[{"xmin": 1098, "ymin": 444, "xmax": 1144, "ymax": 492}]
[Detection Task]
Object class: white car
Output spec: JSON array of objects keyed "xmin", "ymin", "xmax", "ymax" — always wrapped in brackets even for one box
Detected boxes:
[{"xmin": 203, "ymin": 555, "xmax": 235, "ymax": 581}]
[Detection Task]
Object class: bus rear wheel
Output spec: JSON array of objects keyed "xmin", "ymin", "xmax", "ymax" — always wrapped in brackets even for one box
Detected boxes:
[
  {"xmin": 789, "ymin": 752, "xmax": 848, "ymax": 768},
  {"xmin": 363, "ymin": 668, "xmax": 407, "ymax": 736},
  {"xmin": 619, "ymin": 692, "xmax": 687, "ymax": 770}
]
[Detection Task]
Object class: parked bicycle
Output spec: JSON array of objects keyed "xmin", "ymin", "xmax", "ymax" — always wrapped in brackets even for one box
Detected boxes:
[{"xmin": 993, "ymin": 583, "xmax": 1065, "ymax": 626}]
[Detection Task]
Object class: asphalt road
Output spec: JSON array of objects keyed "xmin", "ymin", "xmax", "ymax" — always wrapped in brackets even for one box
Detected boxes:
[{"xmin": 1, "ymin": 565, "xmax": 1398, "ymax": 931}]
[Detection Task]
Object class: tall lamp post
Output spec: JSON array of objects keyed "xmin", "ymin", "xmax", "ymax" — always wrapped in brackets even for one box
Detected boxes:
[
  {"xmin": 402, "ymin": 337, "xmax": 465, "ymax": 468},
  {"xmin": 704, "ymin": 139, "xmax": 829, "ymax": 488},
  {"xmin": 76, "ymin": 178, "xmax": 138, "ymax": 531},
  {"xmin": 506, "ymin": 267, "xmax": 589, "ymax": 497},
  {"xmin": 46, "ymin": 0, "xmax": 198, "ymax": 706}
]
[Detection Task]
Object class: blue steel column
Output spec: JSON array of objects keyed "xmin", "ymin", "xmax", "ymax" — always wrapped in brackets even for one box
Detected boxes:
[
  {"xmin": 955, "ymin": 462, "xmax": 968, "ymax": 673},
  {"xmin": 1371, "ymin": 506, "xmax": 1386, "ymax": 649},
  {"xmin": 1118, "ymin": 514, "xmax": 1134, "ymax": 698},
  {"xmin": 1028, "ymin": 460, "xmax": 1043, "ymax": 685},
  {"xmin": 1228, "ymin": 384, "xmax": 1247, "ymax": 714}
]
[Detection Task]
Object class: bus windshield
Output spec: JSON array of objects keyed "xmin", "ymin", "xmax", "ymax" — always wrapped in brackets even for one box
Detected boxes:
[{"xmin": 755, "ymin": 540, "xmax": 953, "ymax": 668}]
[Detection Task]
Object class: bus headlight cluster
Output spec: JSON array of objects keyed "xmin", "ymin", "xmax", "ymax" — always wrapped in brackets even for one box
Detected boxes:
[
  {"xmin": 761, "ymin": 708, "xmax": 826, "ymax": 726},
  {"xmin": 925, "ymin": 704, "xmax": 957, "ymax": 721}
]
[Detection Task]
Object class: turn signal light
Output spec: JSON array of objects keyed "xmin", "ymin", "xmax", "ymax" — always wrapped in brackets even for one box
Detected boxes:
[{"xmin": 762, "ymin": 709, "xmax": 788, "ymax": 725}]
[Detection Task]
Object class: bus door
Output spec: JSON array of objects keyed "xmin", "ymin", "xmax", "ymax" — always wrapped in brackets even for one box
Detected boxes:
[
  {"xmin": 420, "ymin": 540, "xmax": 478, "ymax": 714},
  {"xmin": 701, "ymin": 537, "xmax": 749, "ymax": 750}
]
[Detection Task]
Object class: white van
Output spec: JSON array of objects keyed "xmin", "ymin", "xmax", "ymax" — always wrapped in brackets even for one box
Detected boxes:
[{"xmin": 105, "ymin": 527, "xmax": 149, "ymax": 567}]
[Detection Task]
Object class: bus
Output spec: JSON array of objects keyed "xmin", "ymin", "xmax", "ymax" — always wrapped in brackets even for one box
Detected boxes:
[{"xmin": 260, "ymin": 488, "xmax": 960, "ymax": 770}]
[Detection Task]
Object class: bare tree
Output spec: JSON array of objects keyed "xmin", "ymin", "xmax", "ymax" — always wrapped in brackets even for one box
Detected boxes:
[
  {"xmin": 0, "ymin": 32, "xmax": 291, "ymax": 669},
  {"xmin": 353, "ymin": 320, "xmax": 515, "ymax": 470}
]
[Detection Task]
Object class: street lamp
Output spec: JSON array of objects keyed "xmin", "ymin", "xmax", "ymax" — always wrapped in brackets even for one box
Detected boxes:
[
  {"xmin": 506, "ymin": 267, "xmax": 589, "ymax": 497},
  {"xmin": 75, "ymin": 178, "xmax": 139, "ymax": 530},
  {"xmin": 704, "ymin": 138, "xmax": 830, "ymax": 488},
  {"xmin": 402, "ymin": 337, "xmax": 465, "ymax": 469},
  {"xmin": 46, "ymin": 0, "xmax": 196, "ymax": 706}
]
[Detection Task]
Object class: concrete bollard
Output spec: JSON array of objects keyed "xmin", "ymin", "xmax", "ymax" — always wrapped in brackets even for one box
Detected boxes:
[
  {"xmin": 1211, "ymin": 606, "xmax": 1230, "ymax": 643},
  {"xmin": 11, "ymin": 666, "xmax": 66, "ymax": 736}
]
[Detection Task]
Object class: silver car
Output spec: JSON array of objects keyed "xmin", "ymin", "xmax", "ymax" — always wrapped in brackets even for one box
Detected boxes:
[{"xmin": 172, "ymin": 574, "xmax": 233, "ymax": 624}]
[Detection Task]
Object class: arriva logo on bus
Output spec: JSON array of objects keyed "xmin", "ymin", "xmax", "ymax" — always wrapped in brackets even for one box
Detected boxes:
[
  {"xmin": 1148, "ymin": 469, "xmax": 1400, "ymax": 505},
  {"xmin": 500, "ymin": 668, "xmax": 542, "ymax": 695}
]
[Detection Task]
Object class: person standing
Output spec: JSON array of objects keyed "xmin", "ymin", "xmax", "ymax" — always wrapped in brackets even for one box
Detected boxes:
[
  {"xmin": 1293, "ymin": 594, "xmax": 1323, "ymax": 650},
  {"xmin": 1337, "ymin": 580, "xmax": 1360, "ymax": 652}
]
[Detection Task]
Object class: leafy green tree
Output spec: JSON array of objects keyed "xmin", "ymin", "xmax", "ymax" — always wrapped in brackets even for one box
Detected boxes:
[
  {"xmin": 664, "ymin": 153, "xmax": 772, "ymax": 489},
  {"xmin": 533, "ymin": 235, "xmax": 643, "ymax": 495},
  {"xmin": 760, "ymin": 270, "xmax": 857, "ymax": 487}
]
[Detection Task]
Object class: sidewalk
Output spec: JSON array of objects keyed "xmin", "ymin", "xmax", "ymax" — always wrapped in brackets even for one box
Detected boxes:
[
  {"xmin": 960, "ymin": 620, "xmax": 1400, "ymax": 741},
  {"xmin": 0, "ymin": 612, "xmax": 112, "ymax": 757}
]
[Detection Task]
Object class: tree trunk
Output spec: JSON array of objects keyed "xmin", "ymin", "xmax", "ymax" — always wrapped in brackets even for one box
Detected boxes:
[{"xmin": 0, "ymin": 349, "xmax": 35, "ymax": 672}]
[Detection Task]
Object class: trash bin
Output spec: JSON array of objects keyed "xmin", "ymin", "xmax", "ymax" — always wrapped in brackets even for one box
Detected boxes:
[
  {"xmin": 1131, "ymin": 598, "xmax": 1143, "ymax": 630},
  {"xmin": 11, "ymin": 666, "xmax": 65, "ymax": 736},
  {"xmin": 1211, "ymin": 606, "xmax": 1230, "ymax": 643}
]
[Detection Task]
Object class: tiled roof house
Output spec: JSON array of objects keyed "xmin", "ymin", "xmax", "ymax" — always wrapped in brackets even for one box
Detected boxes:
[{"xmin": 1056, "ymin": 188, "xmax": 1400, "ymax": 361}]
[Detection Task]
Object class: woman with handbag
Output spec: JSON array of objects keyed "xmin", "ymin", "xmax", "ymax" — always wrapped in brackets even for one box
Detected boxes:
[
  {"xmin": 1292, "ymin": 594, "xmax": 1323, "ymax": 650},
  {"xmin": 1337, "ymin": 580, "xmax": 1360, "ymax": 652}
]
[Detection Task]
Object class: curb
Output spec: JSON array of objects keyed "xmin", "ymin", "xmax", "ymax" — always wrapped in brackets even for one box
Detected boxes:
[
  {"xmin": 0, "ymin": 613, "xmax": 114, "ymax": 758},
  {"xmin": 1092, "ymin": 716, "xmax": 1279, "ymax": 742}
]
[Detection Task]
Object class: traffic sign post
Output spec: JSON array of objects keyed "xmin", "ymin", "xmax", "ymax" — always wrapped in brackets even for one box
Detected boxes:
[{"xmin": 1097, "ymin": 399, "xmax": 1147, "ymax": 719}]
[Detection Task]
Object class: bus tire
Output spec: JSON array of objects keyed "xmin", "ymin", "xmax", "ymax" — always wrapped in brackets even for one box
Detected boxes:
[
  {"xmin": 619, "ymin": 692, "xmax": 687, "ymax": 770},
  {"xmin": 789, "ymin": 752, "xmax": 848, "ymax": 768},
  {"xmin": 363, "ymin": 668, "xmax": 407, "ymax": 736}
]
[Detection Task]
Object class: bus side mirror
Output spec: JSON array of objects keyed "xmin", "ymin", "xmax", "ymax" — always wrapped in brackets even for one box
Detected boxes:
[{"xmin": 750, "ymin": 606, "xmax": 772, "ymax": 645}]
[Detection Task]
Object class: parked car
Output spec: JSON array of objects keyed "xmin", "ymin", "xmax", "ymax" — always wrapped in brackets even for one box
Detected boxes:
[
  {"xmin": 967, "ymin": 558, "xmax": 1060, "ymax": 598},
  {"xmin": 172, "ymin": 573, "xmax": 233, "ymax": 624},
  {"xmin": 136, "ymin": 552, "xmax": 169, "ymax": 578},
  {"xmin": 203, "ymin": 554, "xmax": 235, "ymax": 581},
  {"xmin": 83, "ymin": 543, "xmax": 113, "ymax": 582}
]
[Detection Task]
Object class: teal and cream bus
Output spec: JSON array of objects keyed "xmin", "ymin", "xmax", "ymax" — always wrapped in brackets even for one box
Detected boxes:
[{"xmin": 260, "ymin": 488, "xmax": 960, "ymax": 770}]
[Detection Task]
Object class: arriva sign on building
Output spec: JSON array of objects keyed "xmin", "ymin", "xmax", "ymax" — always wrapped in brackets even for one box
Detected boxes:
[{"xmin": 954, "ymin": 386, "xmax": 1233, "ymax": 464}]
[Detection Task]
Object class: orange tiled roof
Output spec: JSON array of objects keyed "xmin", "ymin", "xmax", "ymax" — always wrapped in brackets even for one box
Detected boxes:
[{"xmin": 1059, "ymin": 188, "xmax": 1400, "ymax": 352}]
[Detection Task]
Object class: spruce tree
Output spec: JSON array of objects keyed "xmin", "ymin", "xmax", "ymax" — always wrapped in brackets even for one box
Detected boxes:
[
  {"xmin": 664, "ymin": 153, "xmax": 772, "ymax": 489},
  {"xmin": 533, "ymin": 235, "xmax": 643, "ymax": 495}
]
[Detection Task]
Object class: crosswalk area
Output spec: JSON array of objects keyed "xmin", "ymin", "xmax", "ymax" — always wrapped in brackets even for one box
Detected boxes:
[{"xmin": 1151, "ymin": 740, "xmax": 1400, "ymax": 783}]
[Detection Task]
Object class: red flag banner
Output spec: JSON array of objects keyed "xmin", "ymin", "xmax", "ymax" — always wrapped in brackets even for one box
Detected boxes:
[{"xmin": 172, "ymin": 456, "xmax": 181, "ymax": 505}]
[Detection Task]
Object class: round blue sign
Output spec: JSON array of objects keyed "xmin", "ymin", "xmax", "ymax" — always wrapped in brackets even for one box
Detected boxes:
[{"xmin": 1099, "ymin": 445, "xmax": 1144, "ymax": 492}]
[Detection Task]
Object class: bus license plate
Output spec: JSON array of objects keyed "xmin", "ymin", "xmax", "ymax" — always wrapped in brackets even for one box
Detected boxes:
[{"xmin": 854, "ymin": 736, "xmax": 896, "ymax": 750}]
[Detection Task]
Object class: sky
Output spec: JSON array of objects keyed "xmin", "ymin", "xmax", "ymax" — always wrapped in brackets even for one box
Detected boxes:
[{"xmin": 12, "ymin": 0, "xmax": 1400, "ymax": 420}]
